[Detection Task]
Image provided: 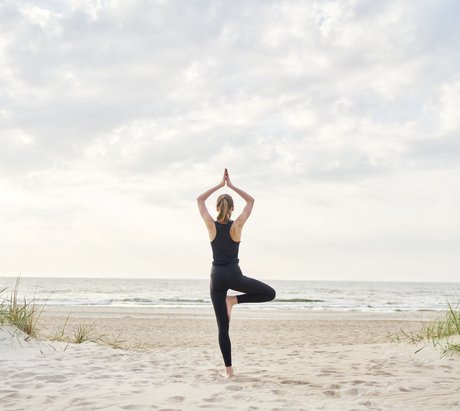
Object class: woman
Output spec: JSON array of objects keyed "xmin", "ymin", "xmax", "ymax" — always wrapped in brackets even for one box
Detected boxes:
[{"xmin": 196, "ymin": 169, "xmax": 276, "ymax": 377}]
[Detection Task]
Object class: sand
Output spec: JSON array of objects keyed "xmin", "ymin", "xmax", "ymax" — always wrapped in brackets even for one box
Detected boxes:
[{"xmin": 1, "ymin": 306, "xmax": 459, "ymax": 410}]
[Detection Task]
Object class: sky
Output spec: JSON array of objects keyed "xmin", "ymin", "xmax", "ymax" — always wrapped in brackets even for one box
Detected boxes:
[{"xmin": 0, "ymin": 0, "xmax": 459, "ymax": 282}]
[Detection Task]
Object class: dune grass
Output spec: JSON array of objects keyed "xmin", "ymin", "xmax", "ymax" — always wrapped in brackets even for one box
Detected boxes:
[
  {"xmin": 51, "ymin": 317, "xmax": 102, "ymax": 345},
  {"xmin": 102, "ymin": 330, "xmax": 127, "ymax": 349},
  {"xmin": 0, "ymin": 277, "xmax": 44, "ymax": 338},
  {"xmin": 49, "ymin": 313, "xmax": 127, "ymax": 348},
  {"xmin": 1, "ymin": 276, "xmax": 127, "ymax": 349},
  {"xmin": 73, "ymin": 323, "xmax": 97, "ymax": 344},
  {"xmin": 391, "ymin": 298, "xmax": 460, "ymax": 357}
]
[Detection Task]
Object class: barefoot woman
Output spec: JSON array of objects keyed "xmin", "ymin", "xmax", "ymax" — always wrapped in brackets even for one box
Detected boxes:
[{"xmin": 196, "ymin": 169, "xmax": 276, "ymax": 377}]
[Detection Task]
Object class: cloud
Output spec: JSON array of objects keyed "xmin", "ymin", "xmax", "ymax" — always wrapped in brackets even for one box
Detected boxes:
[
  {"xmin": 1, "ymin": 1, "xmax": 459, "ymax": 178},
  {"xmin": 0, "ymin": 0, "xmax": 459, "ymax": 280}
]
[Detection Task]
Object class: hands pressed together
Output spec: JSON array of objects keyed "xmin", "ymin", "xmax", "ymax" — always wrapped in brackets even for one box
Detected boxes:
[{"xmin": 219, "ymin": 168, "xmax": 233, "ymax": 188}]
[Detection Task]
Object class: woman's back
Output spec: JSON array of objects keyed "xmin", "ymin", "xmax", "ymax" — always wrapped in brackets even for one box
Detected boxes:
[{"xmin": 210, "ymin": 221, "xmax": 240, "ymax": 266}]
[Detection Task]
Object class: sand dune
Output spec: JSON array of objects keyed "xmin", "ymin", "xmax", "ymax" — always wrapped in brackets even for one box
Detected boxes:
[{"xmin": 1, "ymin": 308, "xmax": 459, "ymax": 410}]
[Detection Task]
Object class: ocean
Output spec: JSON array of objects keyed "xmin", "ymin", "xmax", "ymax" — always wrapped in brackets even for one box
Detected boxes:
[{"xmin": 1, "ymin": 277, "xmax": 459, "ymax": 313}]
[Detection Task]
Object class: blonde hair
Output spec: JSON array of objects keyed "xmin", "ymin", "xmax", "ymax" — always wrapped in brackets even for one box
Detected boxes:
[{"xmin": 216, "ymin": 194, "xmax": 234, "ymax": 223}]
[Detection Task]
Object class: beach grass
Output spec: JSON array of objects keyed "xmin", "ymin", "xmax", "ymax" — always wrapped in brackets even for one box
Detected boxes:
[
  {"xmin": 0, "ymin": 277, "xmax": 44, "ymax": 338},
  {"xmin": 50, "ymin": 312, "xmax": 72, "ymax": 342},
  {"xmin": 50, "ymin": 315, "xmax": 127, "ymax": 347},
  {"xmin": 103, "ymin": 330, "xmax": 127, "ymax": 349},
  {"xmin": 1, "ymin": 276, "xmax": 127, "ymax": 349},
  {"xmin": 72, "ymin": 322, "xmax": 99, "ymax": 344},
  {"xmin": 391, "ymin": 298, "xmax": 460, "ymax": 356},
  {"xmin": 49, "ymin": 314, "xmax": 96, "ymax": 344}
]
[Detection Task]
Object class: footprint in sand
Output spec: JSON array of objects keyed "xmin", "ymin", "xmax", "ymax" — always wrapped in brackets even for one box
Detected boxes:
[
  {"xmin": 226, "ymin": 385, "xmax": 243, "ymax": 391},
  {"xmin": 344, "ymin": 388, "xmax": 359, "ymax": 396},
  {"xmin": 287, "ymin": 350, "xmax": 300, "ymax": 356},
  {"xmin": 280, "ymin": 379, "xmax": 310, "ymax": 386},
  {"xmin": 10, "ymin": 372, "xmax": 36, "ymax": 379},
  {"xmin": 359, "ymin": 401, "xmax": 373, "ymax": 407},
  {"xmin": 168, "ymin": 395, "xmax": 185, "ymax": 403},
  {"xmin": 2, "ymin": 392, "xmax": 20, "ymax": 399},
  {"xmin": 11, "ymin": 384, "xmax": 28, "ymax": 390},
  {"xmin": 234, "ymin": 376, "xmax": 259, "ymax": 383},
  {"xmin": 0, "ymin": 390, "xmax": 17, "ymax": 395},
  {"xmin": 203, "ymin": 395, "xmax": 224, "ymax": 403},
  {"xmin": 70, "ymin": 398, "xmax": 95, "ymax": 407}
]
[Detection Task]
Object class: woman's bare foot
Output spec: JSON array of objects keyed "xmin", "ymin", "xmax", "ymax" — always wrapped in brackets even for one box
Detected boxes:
[
  {"xmin": 226, "ymin": 366, "xmax": 234, "ymax": 377},
  {"xmin": 226, "ymin": 295, "xmax": 238, "ymax": 321}
]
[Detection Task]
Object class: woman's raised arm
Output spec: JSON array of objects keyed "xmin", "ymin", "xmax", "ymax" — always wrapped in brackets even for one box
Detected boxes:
[
  {"xmin": 225, "ymin": 171, "xmax": 254, "ymax": 228},
  {"xmin": 196, "ymin": 170, "xmax": 226, "ymax": 227}
]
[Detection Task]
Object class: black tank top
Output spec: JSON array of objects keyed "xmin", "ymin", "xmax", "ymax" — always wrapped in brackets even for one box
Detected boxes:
[{"xmin": 210, "ymin": 220, "xmax": 240, "ymax": 266}]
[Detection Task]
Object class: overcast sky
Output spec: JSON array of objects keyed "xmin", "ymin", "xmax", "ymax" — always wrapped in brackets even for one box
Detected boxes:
[{"xmin": 1, "ymin": 0, "xmax": 459, "ymax": 282}]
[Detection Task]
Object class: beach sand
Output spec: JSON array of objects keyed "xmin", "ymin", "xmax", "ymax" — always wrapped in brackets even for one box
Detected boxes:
[{"xmin": 1, "ymin": 307, "xmax": 459, "ymax": 410}]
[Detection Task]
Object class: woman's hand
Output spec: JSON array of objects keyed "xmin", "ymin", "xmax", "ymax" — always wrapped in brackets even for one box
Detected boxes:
[
  {"xmin": 219, "ymin": 169, "xmax": 226, "ymax": 188},
  {"xmin": 224, "ymin": 168, "xmax": 233, "ymax": 188}
]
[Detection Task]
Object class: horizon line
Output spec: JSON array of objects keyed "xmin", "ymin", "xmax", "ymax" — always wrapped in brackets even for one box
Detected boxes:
[{"xmin": 0, "ymin": 275, "xmax": 459, "ymax": 284}]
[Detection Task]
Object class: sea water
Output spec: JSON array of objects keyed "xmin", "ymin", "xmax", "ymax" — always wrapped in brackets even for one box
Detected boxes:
[{"xmin": 1, "ymin": 277, "xmax": 459, "ymax": 312}]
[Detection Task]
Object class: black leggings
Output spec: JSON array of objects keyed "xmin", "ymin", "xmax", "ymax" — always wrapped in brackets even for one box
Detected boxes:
[{"xmin": 209, "ymin": 263, "xmax": 276, "ymax": 367}]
